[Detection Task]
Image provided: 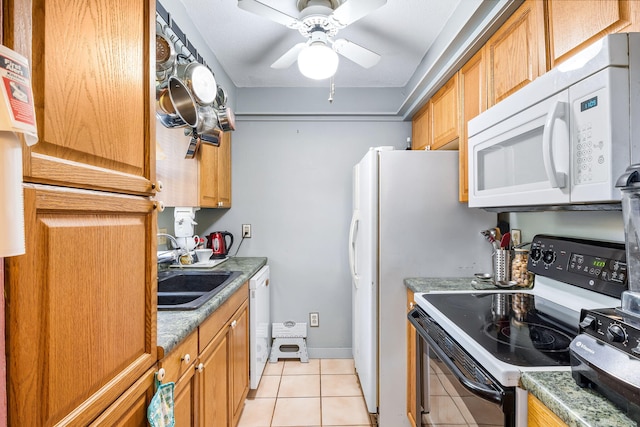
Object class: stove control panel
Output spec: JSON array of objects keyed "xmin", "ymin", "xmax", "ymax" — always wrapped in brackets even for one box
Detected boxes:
[
  {"xmin": 579, "ymin": 308, "xmax": 640, "ymax": 358},
  {"xmin": 528, "ymin": 235, "xmax": 627, "ymax": 298}
]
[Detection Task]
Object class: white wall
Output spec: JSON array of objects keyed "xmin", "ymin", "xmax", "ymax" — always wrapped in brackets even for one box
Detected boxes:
[{"xmin": 195, "ymin": 119, "xmax": 410, "ymax": 357}]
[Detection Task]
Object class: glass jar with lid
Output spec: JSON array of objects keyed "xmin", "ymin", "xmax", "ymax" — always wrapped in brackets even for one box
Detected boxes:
[{"xmin": 511, "ymin": 248, "xmax": 533, "ymax": 288}]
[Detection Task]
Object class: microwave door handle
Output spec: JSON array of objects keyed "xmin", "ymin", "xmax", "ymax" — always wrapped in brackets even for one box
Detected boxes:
[
  {"xmin": 349, "ymin": 210, "xmax": 360, "ymax": 287},
  {"xmin": 542, "ymin": 99, "xmax": 568, "ymax": 188}
]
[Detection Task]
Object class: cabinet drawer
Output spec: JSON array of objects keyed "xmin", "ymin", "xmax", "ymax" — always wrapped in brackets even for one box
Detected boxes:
[
  {"xmin": 159, "ymin": 331, "xmax": 198, "ymax": 385},
  {"xmin": 199, "ymin": 282, "xmax": 248, "ymax": 352}
]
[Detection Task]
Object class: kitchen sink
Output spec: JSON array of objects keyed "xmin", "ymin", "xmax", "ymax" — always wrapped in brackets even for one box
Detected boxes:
[{"xmin": 157, "ymin": 270, "xmax": 241, "ymax": 310}]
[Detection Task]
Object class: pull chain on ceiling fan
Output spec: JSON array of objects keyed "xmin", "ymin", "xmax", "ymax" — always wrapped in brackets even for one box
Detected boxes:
[{"xmin": 237, "ymin": 0, "xmax": 387, "ymax": 80}]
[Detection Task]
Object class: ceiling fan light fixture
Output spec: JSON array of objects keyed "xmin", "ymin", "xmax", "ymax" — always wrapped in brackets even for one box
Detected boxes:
[{"xmin": 297, "ymin": 42, "xmax": 339, "ymax": 80}]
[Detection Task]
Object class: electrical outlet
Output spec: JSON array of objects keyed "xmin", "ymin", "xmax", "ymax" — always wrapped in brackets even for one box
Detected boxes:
[
  {"xmin": 309, "ymin": 312, "xmax": 319, "ymax": 327},
  {"xmin": 242, "ymin": 224, "xmax": 252, "ymax": 238},
  {"xmin": 158, "ymin": 228, "xmax": 168, "ymax": 245}
]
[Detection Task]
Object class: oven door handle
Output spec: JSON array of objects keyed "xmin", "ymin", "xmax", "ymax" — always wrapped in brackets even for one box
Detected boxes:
[{"xmin": 408, "ymin": 308, "xmax": 503, "ymax": 404}]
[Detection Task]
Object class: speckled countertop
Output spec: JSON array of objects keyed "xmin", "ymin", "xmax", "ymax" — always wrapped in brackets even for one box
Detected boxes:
[
  {"xmin": 404, "ymin": 277, "xmax": 637, "ymax": 427},
  {"xmin": 157, "ymin": 257, "xmax": 267, "ymax": 356}
]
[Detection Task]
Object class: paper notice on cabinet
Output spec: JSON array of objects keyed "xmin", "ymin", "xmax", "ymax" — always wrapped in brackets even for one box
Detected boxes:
[
  {"xmin": 0, "ymin": 132, "xmax": 25, "ymax": 256},
  {"xmin": 0, "ymin": 44, "xmax": 37, "ymax": 145}
]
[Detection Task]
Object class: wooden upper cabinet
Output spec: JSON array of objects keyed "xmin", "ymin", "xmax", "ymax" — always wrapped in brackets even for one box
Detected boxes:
[
  {"xmin": 199, "ymin": 132, "xmax": 232, "ymax": 208},
  {"xmin": 429, "ymin": 73, "xmax": 460, "ymax": 150},
  {"xmin": 547, "ymin": 0, "xmax": 640, "ymax": 68},
  {"xmin": 6, "ymin": 185, "xmax": 157, "ymax": 426},
  {"xmin": 5, "ymin": 0, "xmax": 155, "ymax": 196},
  {"xmin": 411, "ymin": 103, "xmax": 430, "ymax": 150},
  {"xmin": 459, "ymin": 49, "xmax": 486, "ymax": 202},
  {"xmin": 485, "ymin": 0, "xmax": 546, "ymax": 107}
]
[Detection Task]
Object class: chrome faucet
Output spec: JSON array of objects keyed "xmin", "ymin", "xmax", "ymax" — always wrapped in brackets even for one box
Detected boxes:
[{"xmin": 157, "ymin": 233, "xmax": 185, "ymax": 263}]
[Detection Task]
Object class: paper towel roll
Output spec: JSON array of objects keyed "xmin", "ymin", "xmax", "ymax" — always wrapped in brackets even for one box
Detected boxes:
[{"xmin": 0, "ymin": 131, "xmax": 25, "ymax": 256}]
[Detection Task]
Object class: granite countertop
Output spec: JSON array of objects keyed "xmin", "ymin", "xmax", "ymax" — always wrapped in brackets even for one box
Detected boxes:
[
  {"xmin": 405, "ymin": 277, "xmax": 636, "ymax": 427},
  {"xmin": 157, "ymin": 257, "xmax": 267, "ymax": 356}
]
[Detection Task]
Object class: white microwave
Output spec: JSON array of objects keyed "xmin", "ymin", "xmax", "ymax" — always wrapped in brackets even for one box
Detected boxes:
[{"xmin": 468, "ymin": 33, "xmax": 640, "ymax": 208}]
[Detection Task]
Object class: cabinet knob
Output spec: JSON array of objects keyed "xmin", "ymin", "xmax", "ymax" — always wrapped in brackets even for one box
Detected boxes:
[
  {"xmin": 409, "ymin": 302, "xmax": 415, "ymax": 309},
  {"xmin": 218, "ymin": 201, "xmax": 223, "ymax": 207},
  {"xmin": 196, "ymin": 363, "xmax": 204, "ymax": 373},
  {"xmin": 154, "ymin": 201, "xmax": 165, "ymax": 212},
  {"xmin": 157, "ymin": 368, "xmax": 166, "ymax": 382},
  {"xmin": 182, "ymin": 353, "xmax": 191, "ymax": 364},
  {"xmin": 153, "ymin": 180, "xmax": 164, "ymax": 192},
  {"xmin": 231, "ymin": 320, "xmax": 237, "ymax": 329}
]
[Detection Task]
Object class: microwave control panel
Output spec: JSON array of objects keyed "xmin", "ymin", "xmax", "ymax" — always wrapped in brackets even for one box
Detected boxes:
[{"xmin": 528, "ymin": 234, "xmax": 627, "ymax": 298}]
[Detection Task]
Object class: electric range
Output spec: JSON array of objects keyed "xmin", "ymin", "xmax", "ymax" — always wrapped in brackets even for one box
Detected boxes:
[{"xmin": 410, "ymin": 235, "xmax": 627, "ymax": 426}]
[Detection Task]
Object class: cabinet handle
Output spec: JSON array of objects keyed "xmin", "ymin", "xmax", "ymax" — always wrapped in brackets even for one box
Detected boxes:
[
  {"xmin": 231, "ymin": 320, "xmax": 237, "ymax": 329},
  {"xmin": 182, "ymin": 353, "xmax": 191, "ymax": 364},
  {"xmin": 409, "ymin": 302, "xmax": 415, "ymax": 309},
  {"xmin": 218, "ymin": 201, "xmax": 223, "ymax": 207},
  {"xmin": 154, "ymin": 201, "xmax": 165, "ymax": 212},
  {"xmin": 196, "ymin": 363, "xmax": 204, "ymax": 373},
  {"xmin": 157, "ymin": 368, "xmax": 166, "ymax": 382}
]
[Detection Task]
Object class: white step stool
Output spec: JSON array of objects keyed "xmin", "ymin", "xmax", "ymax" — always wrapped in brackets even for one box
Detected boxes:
[{"xmin": 270, "ymin": 321, "xmax": 309, "ymax": 363}]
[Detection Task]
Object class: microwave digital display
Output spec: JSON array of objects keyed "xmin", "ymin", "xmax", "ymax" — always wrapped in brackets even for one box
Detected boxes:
[{"xmin": 580, "ymin": 96, "xmax": 598, "ymax": 112}]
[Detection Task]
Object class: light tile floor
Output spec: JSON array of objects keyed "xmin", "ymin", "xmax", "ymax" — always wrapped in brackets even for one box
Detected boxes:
[{"xmin": 238, "ymin": 359, "xmax": 373, "ymax": 427}]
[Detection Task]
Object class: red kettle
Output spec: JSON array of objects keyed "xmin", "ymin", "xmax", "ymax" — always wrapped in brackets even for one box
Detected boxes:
[{"xmin": 206, "ymin": 231, "xmax": 234, "ymax": 258}]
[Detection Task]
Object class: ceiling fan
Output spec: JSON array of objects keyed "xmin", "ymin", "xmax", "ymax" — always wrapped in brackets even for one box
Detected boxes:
[{"xmin": 237, "ymin": 0, "xmax": 387, "ymax": 80}]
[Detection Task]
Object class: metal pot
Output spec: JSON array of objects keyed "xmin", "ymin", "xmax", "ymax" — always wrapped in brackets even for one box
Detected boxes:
[
  {"xmin": 217, "ymin": 106, "xmax": 236, "ymax": 132},
  {"xmin": 213, "ymin": 85, "xmax": 228, "ymax": 109},
  {"xmin": 168, "ymin": 76, "xmax": 198, "ymax": 127},
  {"xmin": 156, "ymin": 33, "xmax": 176, "ymax": 73},
  {"xmin": 175, "ymin": 61, "xmax": 217, "ymax": 106},
  {"xmin": 194, "ymin": 105, "xmax": 220, "ymax": 135}
]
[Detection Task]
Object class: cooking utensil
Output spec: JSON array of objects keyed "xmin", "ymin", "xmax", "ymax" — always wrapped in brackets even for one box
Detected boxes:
[
  {"xmin": 474, "ymin": 272, "xmax": 492, "ymax": 280},
  {"xmin": 156, "ymin": 33, "xmax": 176, "ymax": 73},
  {"xmin": 175, "ymin": 61, "xmax": 217, "ymax": 106},
  {"xmin": 213, "ymin": 85, "xmax": 228, "ymax": 109},
  {"xmin": 168, "ymin": 76, "xmax": 198, "ymax": 127},
  {"xmin": 217, "ymin": 106, "xmax": 236, "ymax": 132},
  {"xmin": 492, "ymin": 249, "xmax": 511, "ymax": 283},
  {"xmin": 500, "ymin": 232, "xmax": 511, "ymax": 249}
]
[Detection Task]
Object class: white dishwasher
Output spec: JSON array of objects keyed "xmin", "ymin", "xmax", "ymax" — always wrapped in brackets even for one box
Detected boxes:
[{"xmin": 249, "ymin": 265, "xmax": 270, "ymax": 389}]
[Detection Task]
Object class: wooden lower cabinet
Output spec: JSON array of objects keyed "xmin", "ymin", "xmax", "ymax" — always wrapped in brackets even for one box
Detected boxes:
[
  {"xmin": 199, "ymin": 328, "xmax": 230, "ymax": 426},
  {"xmin": 528, "ymin": 393, "xmax": 567, "ymax": 427},
  {"xmin": 406, "ymin": 289, "xmax": 418, "ymax": 427},
  {"xmin": 174, "ymin": 366, "xmax": 197, "ymax": 426}
]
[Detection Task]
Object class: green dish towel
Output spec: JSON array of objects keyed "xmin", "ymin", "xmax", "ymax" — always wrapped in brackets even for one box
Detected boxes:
[{"xmin": 147, "ymin": 376, "xmax": 175, "ymax": 427}]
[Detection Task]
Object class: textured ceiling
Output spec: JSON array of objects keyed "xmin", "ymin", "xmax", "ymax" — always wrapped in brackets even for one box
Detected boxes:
[{"xmin": 179, "ymin": 0, "xmax": 462, "ymax": 88}]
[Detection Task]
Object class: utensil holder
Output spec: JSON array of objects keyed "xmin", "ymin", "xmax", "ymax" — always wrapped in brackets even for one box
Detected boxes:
[{"xmin": 492, "ymin": 249, "xmax": 511, "ymax": 283}]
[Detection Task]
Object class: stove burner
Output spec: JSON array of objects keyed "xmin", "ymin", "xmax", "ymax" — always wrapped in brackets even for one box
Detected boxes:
[{"xmin": 483, "ymin": 321, "xmax": 573, "ymax": 352}]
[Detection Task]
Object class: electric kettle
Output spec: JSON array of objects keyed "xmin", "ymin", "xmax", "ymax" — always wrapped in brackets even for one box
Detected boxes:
[{"xmin": 206, "ymin": 231, "xmax": 234, "ymax": 258}]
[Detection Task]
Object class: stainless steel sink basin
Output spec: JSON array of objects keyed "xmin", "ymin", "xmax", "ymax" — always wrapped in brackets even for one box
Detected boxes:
[{"xmin": 157, "ymin": 270, "xmax": 241, "ymax": 310}]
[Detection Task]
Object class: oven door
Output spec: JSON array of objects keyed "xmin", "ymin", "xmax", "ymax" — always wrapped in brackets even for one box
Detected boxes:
[{"xmin": 408, "ymin": 307, "xmax": 515, "ymax": 427}]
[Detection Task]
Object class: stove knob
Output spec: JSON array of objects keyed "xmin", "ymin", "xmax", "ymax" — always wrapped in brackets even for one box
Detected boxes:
[
  {"xmin": 530, "ymin": 247, "xmax": 542, "ymax": 262},
  {"xmin": 579, "ymin": 315, "xmax": 596, "ymax": 331},
  {"xmin": 542, "ymin": 250, "xmax": 556, "ymax": 265},
  {"xmin": 606, "ymin": 324, "xmax": 627, "ymax": 343}
]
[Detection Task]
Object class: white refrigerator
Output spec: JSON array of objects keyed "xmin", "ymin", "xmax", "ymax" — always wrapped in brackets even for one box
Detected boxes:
[{"xmin": 348, "ymin": 147, "xmax": 495, "ymax": 426}]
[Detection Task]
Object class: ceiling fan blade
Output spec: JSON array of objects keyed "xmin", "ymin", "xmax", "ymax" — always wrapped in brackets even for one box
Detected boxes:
[
  {"xmin": 331, "ymin": 0, "xmax": 387, "ymax": 27},
  {"xmin": 271, "ymin": 42, "xmax": 307, "ymax": 69},
  {"xmin": 332, "ymin": 39, "xmax": 380, "ymax": 68},
  {"xmin": 237, "ymin": 0, "xmax": 299, "ymax": 28}
]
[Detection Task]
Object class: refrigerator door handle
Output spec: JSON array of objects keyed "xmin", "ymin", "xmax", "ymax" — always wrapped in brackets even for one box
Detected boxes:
[{"xmin": 349, "ymin": 210, "xmax": 360, "ymax": 288}]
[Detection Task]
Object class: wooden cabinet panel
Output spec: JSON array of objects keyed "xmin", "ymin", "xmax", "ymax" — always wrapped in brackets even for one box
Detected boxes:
[
  {"xmin": 89, "ymin": 367, "xmax": 156, "ymax": 427},
  {"xmin": 547, "ymin": 0, "xmax": 638, "ymax": 68},
  {"xmin": 406, "ymin": 289, "xmax": 418, "ymax": 427},
  {"xmin": 199, "ymin": 132, "xmax": 232, "ymax": 208},
  {"xmin": 411, "ymin": 103, "xmax": 430, "ymax": 150},
  {"xmin": 155, "ymin": 122, "xmax": 199, "ymax": 207},
  {"xmin": 485, "ymin": 0, "xmax": 546, "ymax": 107},
  {"xmin": 174, "ymin": 365, "xmax": 197, "ymax": 427},
  {"xmin": 528, "ymin": 393, "xmax": 568, "ymax": 427},
  {"xmin": 5, "ymin": 0, "xmax": 155, "ymax": 196},
  {"xmin": 6, "ymin": 185, "xmax": 157, "ymax": 426},
  {"xmin": 230, "ymin": 301, "xmax": 249, "ymax": 426},
  {"xmin": 430, "ymin": 73, "xmax": 460, "ymax": 150},
  {"xmin": 459, "ymin": 49, "xmax": 486, "ymax": 202},
  {"xmin": 199, "ymin": 330, "xmax": 229, "ymax": 427}
]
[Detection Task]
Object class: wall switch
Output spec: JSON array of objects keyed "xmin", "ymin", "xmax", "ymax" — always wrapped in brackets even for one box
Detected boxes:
[
  {"xmin": 242, "ymin": 224, "xmax": 252, "ymax": 238},
  {"xmin": 309, "ymin": 312, "xmax": 319, "ymax": 327}
]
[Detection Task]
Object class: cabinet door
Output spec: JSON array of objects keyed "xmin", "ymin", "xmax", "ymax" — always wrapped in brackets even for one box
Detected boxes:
[
  {"xmin": 174, "ymin": 365, "xmax": 197, "ymax": 427},
  {"xmin": 406, "ymin": 290, "xmax": 418, "ymax": 427},
  {"xmin": 459, "ymin": 49, "xmax": 487, "ymax": 202},
  {"xmin": 429, "ymin": 73, "xmax": 460, "ymax": 150},
  {"xmin": 547, "ymin": 0, "xmax": 639, "ymax": 68},
  {"xmin": 411, "ymin": 103, "xmax": 430, "ymax": 150},
  {"xmin": 198, "ymin": 133, "xmax": 232, "ymax": 208},
  {"xmin": 198, "ymin": 330, "xmax": 229, "ymax": 427},
  {"xmin": 5, "ymin": 0, "xmax": 155, "ymax": 196},
  {"xmin": 485, "ymin": 0, "xmax": 546, "ymax": 107},
  {"xmin": 230, "ymin": 301, "xmax": 249, "ymax": 426},
  {"xmin": 89, "ymin": 368, "xmax": 156, "ymax": 427},
  {"xmin": 6, "ymin": 185, "xmax": 158, "ymax": 426},
  {"xmin": 528, "ymin": 393, "xmax": 567, "ymax": 427}
]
